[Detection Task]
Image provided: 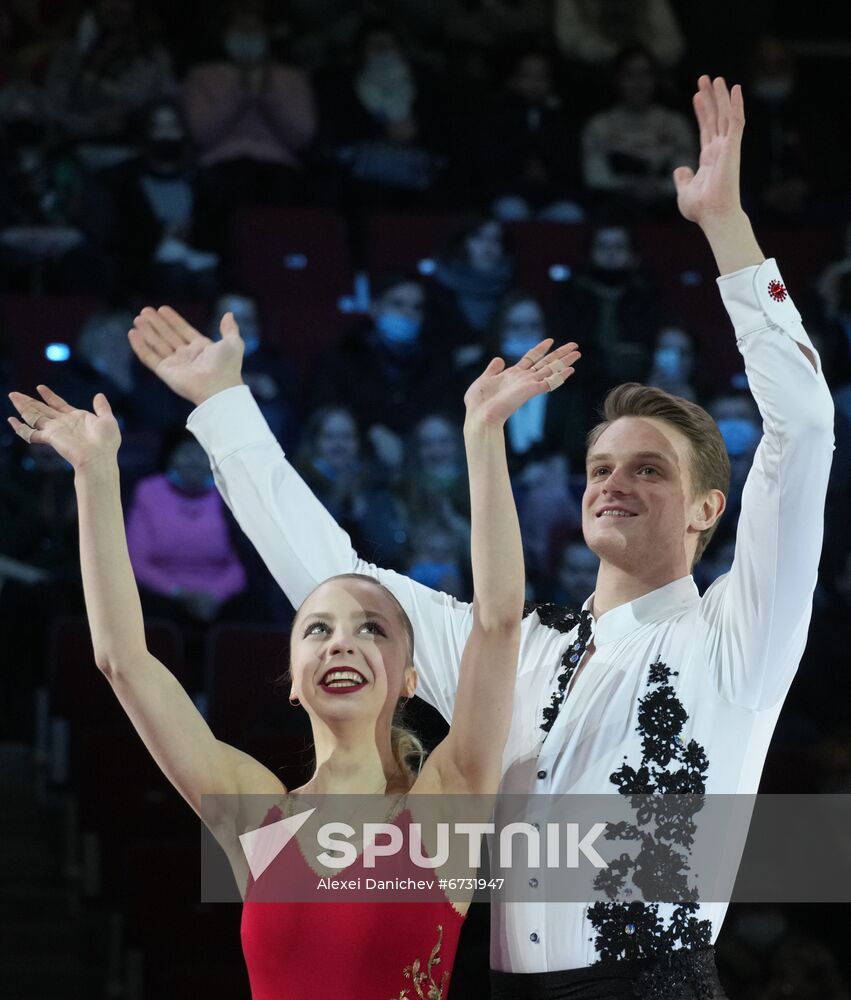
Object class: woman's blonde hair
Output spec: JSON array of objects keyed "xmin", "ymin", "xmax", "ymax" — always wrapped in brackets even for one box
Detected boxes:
[{"xmin": 283, "ymin": 573, "xmax": 426, "ymax": 784}]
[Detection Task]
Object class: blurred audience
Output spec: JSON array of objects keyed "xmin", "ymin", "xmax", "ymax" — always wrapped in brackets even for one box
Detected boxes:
[
  {"xmin": 126, "ymin": 428, "xmax": 248, "ymax": 624},
  {"xmin": 554, "ymin": 0, "xmax": 685, "ymax": 71},
  {"xmin": 310, "ymin": 271, "xmax": 454, "ymax": 434},
  {"xmin": 645, "ymin": 324, "xmax": 702, "ymax": 402},
  {"xmin": 741, "ymin": 36, "xmax": 817, "ymax": 223},
  {"xmin": 315, "ymin": 18, "xmax": 446, "ymax": 207},
  {"xmin": 557, "ymin": 221, "xmax": 660, "ymax": 396},
  {"xmin": 209, "ymin": 292, "xmax": 300, "ymax": 451},
  {"xmin": 0, "ymin": 82, "xmax": 114, "ymax": 293},
  {"xmin": 707, "ymin": 392, "xmax": 762, "ymax": 538},
  {"xmin": 476, "ymin": 47, "xmax": 584, "ymax": 223},
  {"xmin": 104, "ymin": 97, "xmax": 218, "ymax": 296},
  {"xmin": 44, "ymin": 0, "xmax": 173, "ymax": 163},
  {"xmin": 293, "ymin": 405, "xmax": 409, "ymax": 569},
  {"xmin": 182, "ymin": 5, "xmax": 316, "ymax": 252},
  {"xmin": 547, "ymin": 534, "xmax": 599, "ymax": 606},
  {"xmin": 405, "ymin": 519, "xmax": 467, "ymax": 599},
  {"xmin": 432, "ymin": 215, "xmax": 514, "ymax": 344},
  {"xmin": 581, "ymin": 45, "xmax": 696, "ymax": 215}
]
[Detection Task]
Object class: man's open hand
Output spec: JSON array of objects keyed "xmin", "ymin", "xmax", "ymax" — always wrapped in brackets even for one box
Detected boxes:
[
  {"xmin": 674, "ymin": 76, "xmax": 745, "ymax": 227},
  {"xmin": 128, "ymin": 307, "xmax": 245, "ymax": 407}
]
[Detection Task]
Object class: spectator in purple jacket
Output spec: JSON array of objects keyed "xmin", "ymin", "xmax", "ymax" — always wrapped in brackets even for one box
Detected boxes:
[{"xmin": 126, "ymin": 428, "xmax": 247, "ymax": 623}]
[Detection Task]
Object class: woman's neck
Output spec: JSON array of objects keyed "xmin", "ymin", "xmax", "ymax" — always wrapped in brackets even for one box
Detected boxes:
[{"xmin": 305, "ymin": 721, "xmax": 405, "ymax": 795}]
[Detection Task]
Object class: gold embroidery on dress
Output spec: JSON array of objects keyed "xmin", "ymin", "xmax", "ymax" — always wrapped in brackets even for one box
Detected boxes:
[{"xmin": 392, "ymin": 924, "xmax": 448, "ymax": 1000}]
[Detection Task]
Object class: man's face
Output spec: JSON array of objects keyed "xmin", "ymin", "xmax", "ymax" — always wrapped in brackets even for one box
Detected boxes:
[{"xmin": 582, "ymin": 416, "xmax": 704, "ymax": 574}]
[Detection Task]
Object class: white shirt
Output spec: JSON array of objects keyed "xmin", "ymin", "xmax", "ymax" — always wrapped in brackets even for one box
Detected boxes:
[{"xmin": 187, "ymin": 260, "xmax": 834, "ymax": 973}]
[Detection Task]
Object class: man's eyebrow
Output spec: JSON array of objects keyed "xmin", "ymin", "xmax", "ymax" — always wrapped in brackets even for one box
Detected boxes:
[{"xmin": 586, "ymin": 451, "xmax": 673, "ymax": 466}]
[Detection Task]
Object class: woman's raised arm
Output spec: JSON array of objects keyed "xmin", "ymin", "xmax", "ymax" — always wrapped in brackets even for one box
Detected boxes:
[
  {"xmin": 7, "ymin": 387, "xmax": 283, "ymax": 829},
  {"xmin": 421, "ymin": 339, "xmax": 581, "ymax": 795}
]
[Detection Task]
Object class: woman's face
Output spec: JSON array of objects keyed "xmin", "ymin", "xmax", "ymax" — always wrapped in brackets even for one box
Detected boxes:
[
  {"xmin": 465, "ymin": 222, "xmax": 504, "ymax": 272},
  {"xmin": 316, "ymin": 411, "xmax": 359, "ymax": 471},
  {"xmin": 289, "ymin": 578, "xmax": 415, "ymax": 725}
]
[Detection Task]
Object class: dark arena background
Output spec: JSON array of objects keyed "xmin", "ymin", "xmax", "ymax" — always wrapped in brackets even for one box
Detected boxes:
[{"xmin": 2, "ymin": 1, "xmax": 851, "ymax": 997}]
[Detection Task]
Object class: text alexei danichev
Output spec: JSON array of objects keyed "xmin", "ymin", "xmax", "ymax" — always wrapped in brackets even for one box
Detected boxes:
[{"xmin": 317, "ymin": 877, "xmax": 434, "ymax": 891}]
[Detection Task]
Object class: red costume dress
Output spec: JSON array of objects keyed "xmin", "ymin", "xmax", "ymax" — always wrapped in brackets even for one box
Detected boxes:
[{"xmin": 241, "ymin": 804, "xmax": 466, "ymax": 999}]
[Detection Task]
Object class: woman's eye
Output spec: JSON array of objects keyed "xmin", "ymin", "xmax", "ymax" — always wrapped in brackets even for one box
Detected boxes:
[
  {"xmin": 304, "ymin": 621, "xmax": 328, "ymax": 636},
  {"xmin": 639, "ymin": 466, "xmax": 659, "ymax": 475},
  {"xmin": 361, "ymin": 620, "xmax": 385, "ymax": 636}
]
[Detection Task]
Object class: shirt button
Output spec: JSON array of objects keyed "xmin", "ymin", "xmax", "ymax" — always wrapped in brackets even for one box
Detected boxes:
[
  {"xmin": 529, "ymin": 877, "xmax": 538, "ymax": 888},
  {"xmin": 537, "ymin": 769, "xmax": 547, "ymax": 780},
  {"xmin": 530, "ymin": 932, "xmax": 539, "ymax": 943}
]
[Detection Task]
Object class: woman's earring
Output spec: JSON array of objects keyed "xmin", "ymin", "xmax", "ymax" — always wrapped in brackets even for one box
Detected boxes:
[{"xmin": 289, "ymin": 695, "xmax": 300, "ymax": 707}]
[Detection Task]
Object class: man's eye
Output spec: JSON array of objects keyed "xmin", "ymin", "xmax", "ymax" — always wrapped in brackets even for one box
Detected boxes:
[{"xmin": 639, "ymin": 466, "xmax": 659, "ymax": 475}]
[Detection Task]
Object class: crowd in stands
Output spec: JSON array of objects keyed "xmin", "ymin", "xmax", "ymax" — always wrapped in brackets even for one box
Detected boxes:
[{"xmin": 2, "ymin": 2, "xmax": 851, "ymax": 995}]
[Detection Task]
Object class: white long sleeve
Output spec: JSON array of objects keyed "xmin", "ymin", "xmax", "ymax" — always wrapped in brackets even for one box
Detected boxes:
[{"xmin": 699, "ymin": 259, "xmax": 835, "ymax": 709}]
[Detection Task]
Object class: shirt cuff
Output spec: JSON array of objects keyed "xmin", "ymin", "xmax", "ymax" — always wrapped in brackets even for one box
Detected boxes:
[
  {"xmin": 716, "ymin": 258, "xmax": 802, "ymax": 340},
  {"xmin": 186, "ymin": 384, "xmax": 278, "ymax": 461}
]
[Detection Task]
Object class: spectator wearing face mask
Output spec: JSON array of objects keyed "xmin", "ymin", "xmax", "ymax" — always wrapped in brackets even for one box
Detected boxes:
[
  {"xmin": 104, "ymin": 98, "xmax": 218, "ymax": 296},
  {"xmin": 556, "ymin": 221, "xmax": 660, "ymax": 398},
  {"xmin": 455, "ymin": 291, "xmax": 591, "ymax": 472},
  {"xmin": 707, "ymin": 393, "xmax": 762, "ymax": 540},
  {"xmin": 476, "ymin": 47, "xmax": 585, "ymax": 224},
  {"xmin": 293, "ymin": 405, "xmax": 409, "ymax": 570},
  {"xmin": 206, "ymin": 292, "xmax": 300, "ymax": 452},
  {"xmin": 182, "ymin": 6, "xmax": 316, "ymax": 253},
  {"xmin": 314, "ymin": 18, "xmax": 446, "ymax": 208},
  {"xmin": 125, "ymin": 429, "xmax": 248, "ymax": 625},
  {"xmin": 309, "ymin": 272, "xmax": 453, "ymax": 436},
  {"xmin": 431, "ymin": 215, "xmax": 515, "ymax": 348},
  {"xmin": 0, "ymin": 83, "xmax": 115, "ymax": 293},
  {"xmin": 645, "ymin": 324, "xmax": 707, "ymax": 402},
  {"xmin": 581, "ymin": 45, "xmax": 696, "ymax": 214},
  {"xmin": 404, "ymin": 521, "xmax": 468, "ymax": 601}
]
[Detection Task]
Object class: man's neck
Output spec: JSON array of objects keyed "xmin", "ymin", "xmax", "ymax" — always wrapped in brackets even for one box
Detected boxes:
[{"xmin": 591, "ymin": 560, "xmax": 690, "ymax": 619}]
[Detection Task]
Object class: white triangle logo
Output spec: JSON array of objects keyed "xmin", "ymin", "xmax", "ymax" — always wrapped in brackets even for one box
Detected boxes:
[{"xmin": 239, "ymin": 807, "xmax": 316, "ymax": 881}]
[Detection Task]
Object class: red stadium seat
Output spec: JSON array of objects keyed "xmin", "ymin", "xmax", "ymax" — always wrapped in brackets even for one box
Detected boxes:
[
  {"xmin": 229, "ymin": 206, "xmax": 353, "ymax": 303},
  {"xmin": 362, "ymin": 210, "xmax": 462, "ymax": 275},
  {"xmin": 0, "ymin": 294, "xmax": 102, "ymax": 388}
]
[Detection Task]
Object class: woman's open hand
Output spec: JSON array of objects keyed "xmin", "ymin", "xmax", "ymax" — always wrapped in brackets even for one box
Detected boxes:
[
  {"xmin": 463, "ymin": 338, "xmax": 580, "ymax": 427},
  {"xmin": 8, "ymin": 386, "xmax": 120, "ymax": 471}
]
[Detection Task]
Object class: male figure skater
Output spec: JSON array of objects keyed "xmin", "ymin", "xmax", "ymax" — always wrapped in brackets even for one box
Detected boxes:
[{"xmin": 123, "ymin": 78, "xmax": 832, "ymax": 996}]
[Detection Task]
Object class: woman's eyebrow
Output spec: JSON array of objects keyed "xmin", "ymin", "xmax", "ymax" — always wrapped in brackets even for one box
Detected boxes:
[{"xmin": 301, "ymin": 610, "xmax": 390, "ymax": 622}]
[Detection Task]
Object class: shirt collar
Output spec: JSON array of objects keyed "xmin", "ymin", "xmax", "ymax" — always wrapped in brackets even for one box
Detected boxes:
[{"xmin": 580, "ymin": 575, "xmax": 699, "ymax": 645}]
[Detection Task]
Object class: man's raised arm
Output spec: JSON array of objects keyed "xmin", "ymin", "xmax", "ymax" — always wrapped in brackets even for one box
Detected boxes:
[
  {"xmin": 128, "ymin": 308, "xmax": 472, "ymax": 721},
  {"xmin": 674, "ymin": 77, "xmax": 834, "ymax": 709}
]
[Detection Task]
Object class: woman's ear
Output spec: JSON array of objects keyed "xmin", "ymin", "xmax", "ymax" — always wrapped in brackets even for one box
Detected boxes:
[{"xmin": 404, "ymin": 666, "xmax": 418, "ymax": 699}]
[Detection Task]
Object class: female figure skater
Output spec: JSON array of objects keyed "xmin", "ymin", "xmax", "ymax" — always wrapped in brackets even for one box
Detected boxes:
[{"xmin": 8, "ymin": 336, "xmax": 580, "ymax": 998}]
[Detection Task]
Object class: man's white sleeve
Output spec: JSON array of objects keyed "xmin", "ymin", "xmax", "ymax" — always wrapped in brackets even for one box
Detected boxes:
[
  {"xmin": 187, "ymin": 387, "xmax": 471, "ymax": 721},
  {"xmin": 700, "ymin": 259, "xmax": 835, "ymax": 710}
]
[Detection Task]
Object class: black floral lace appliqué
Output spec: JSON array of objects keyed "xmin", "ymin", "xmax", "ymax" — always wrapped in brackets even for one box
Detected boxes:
[
  {"xmin": 587, "ymin": 655, "xmax": 715, "ymax": 1000},
  {"xmin": 522, "ymin": 601, "xmax": 594, "ymax": 738}
]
